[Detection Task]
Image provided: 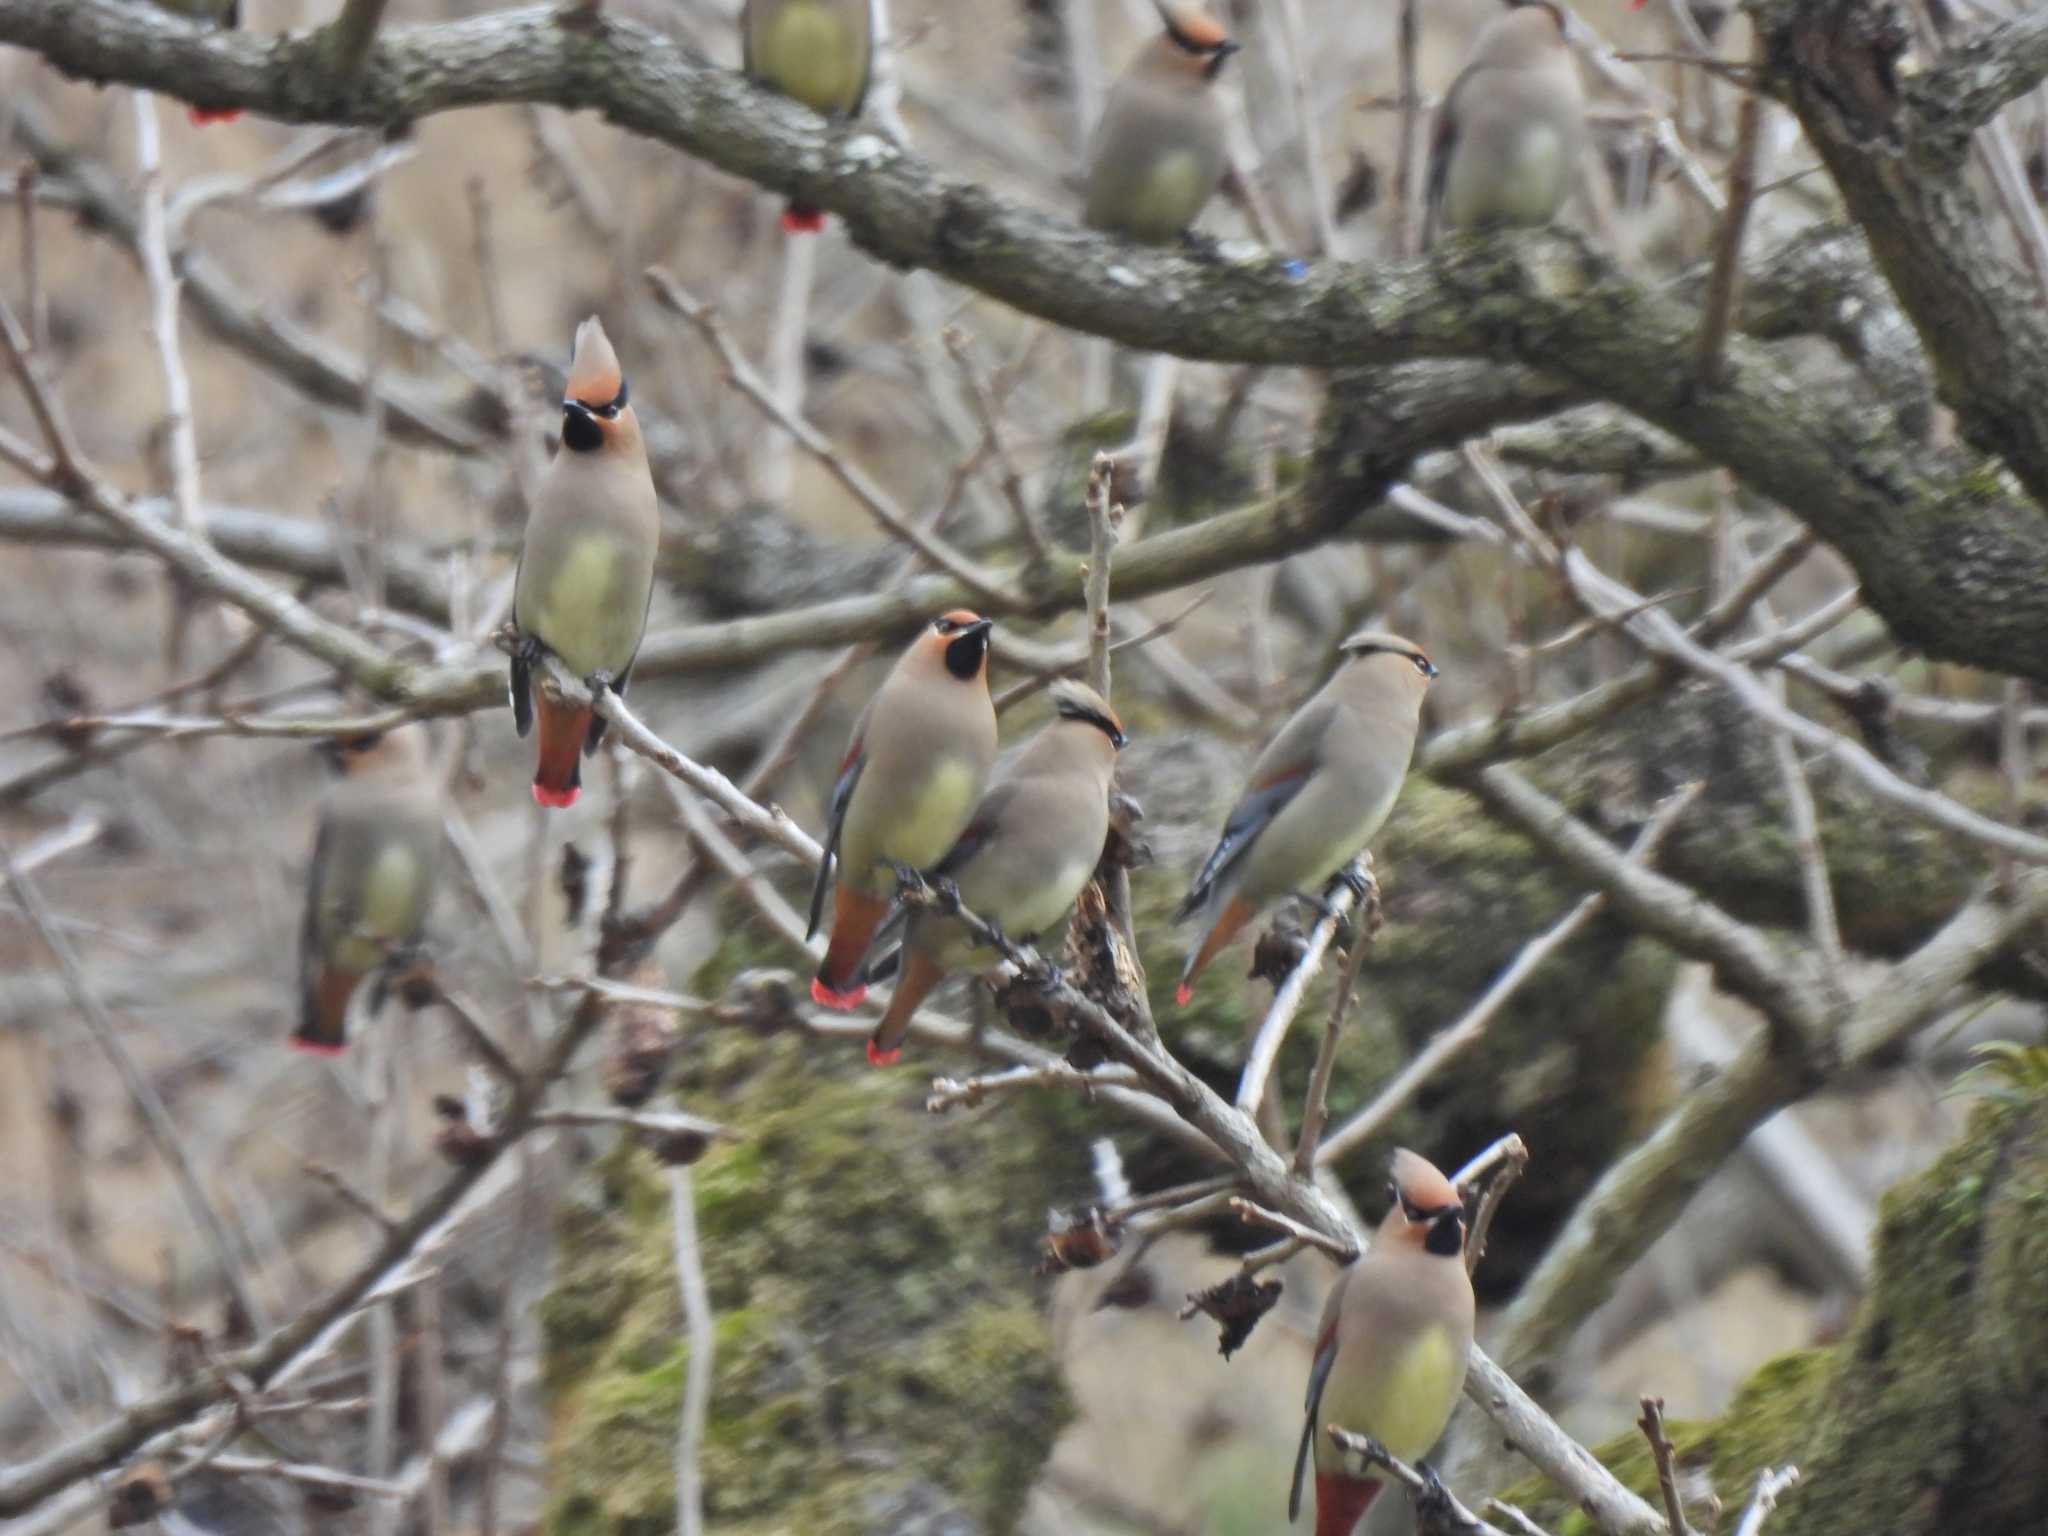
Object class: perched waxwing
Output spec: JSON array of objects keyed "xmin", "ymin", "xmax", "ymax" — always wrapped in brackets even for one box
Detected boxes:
[
  {"xmin": 1290, "ymin": 1149, "xmax": 1475, "ymax": 1536},
  {"xmin": 150, "ymin": 0, "xmax": 243, "ymax": 124},
  {"xmin": 1175, "ymin": 632, "xmax": 1434, "ymax": 1004},
  {"xmin": 510, "ymin": 317, "xmax": 661, "ymax": 810},
  {"xmin": 1083, "ymin": 1, "xmax": 1239, "ymax": 246},
  {"xmin": 807, "ymin": 611, "xmax": 998, "ymax": 1016},
  {"xmin": 742, "ymin": 0, "xmax": 873, "ymax": 233},
  {"xmin": 1423, "ymin": 2, "xmax": 1586, "ymax": 248},
  {"xmin": 295, "ymin": 729, "xmax": 444, "ymax": 1054},
  {"xmin": 867, "ymin": 681, "xmax": 1126, "ymax": 1066}
]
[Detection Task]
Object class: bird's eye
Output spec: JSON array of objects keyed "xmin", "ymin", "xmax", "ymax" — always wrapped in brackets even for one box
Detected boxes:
[{"xmin": 935, "ymin": 619, "xmax": 955, "ymax": 634}]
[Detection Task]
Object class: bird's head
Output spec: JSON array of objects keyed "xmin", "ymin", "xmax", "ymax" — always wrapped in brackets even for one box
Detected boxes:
[
  {"xmin": 1383, "ymin": 1147, "xmax": 1466, "ymax": 1258},
  {"xmin": 560, "ymin": 316, "xmax": 637, "ymax": 456},
  {"xmin": 920, "ymin": 610, "xmax": 995, "ymax": 682},
  {"xmin": 1049, "ymin": 679, "xmax": 1128, "ymax": 750},
  {"xmin": 1156, "ymin": 2, "xmax": 1239, "ymax": 77}
]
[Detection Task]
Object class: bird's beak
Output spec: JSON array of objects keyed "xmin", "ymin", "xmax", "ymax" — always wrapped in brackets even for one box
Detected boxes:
[
  {"xmin": 962, "ymin": 618, "xmax": 995, "ymax": 641},
  {"xmin": 1421, "ymin": 658, "xmax": 1440, "ymax": 679}
]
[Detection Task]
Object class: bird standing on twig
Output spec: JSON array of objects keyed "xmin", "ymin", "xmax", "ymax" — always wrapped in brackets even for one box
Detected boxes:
[
  {"xmin": 295, "ymin": 728, "xmax": 443, "ymax": 1055},
  {"xmin": 1083, "ymin": 1, "xmax": 1239, "ymax": 248},
  {"xmin": 510, "ymin": 317, "xmax": 660, "ymax": 811},
  {"xmin": 1423, "ymin": 2, "xmax": 1587, "ymax": 248},
  {"xmin": 742, "ymin": 0, "xmax": 873, "ymax": 233},
  {"xmin": 865, "ymin": 680, "xmax": 1126, "ymax": 1066},
  {"xmin": 807, "ymin": 611, "xmax": 998, "ymax": 1026},
  {"xmin": 1175, "ymin": 631, "xmax": 1434, "ymax": 1004},
  {"xmin": 1291, "ymin": 1149, "xmax": 1475, "ymax": 1536}
]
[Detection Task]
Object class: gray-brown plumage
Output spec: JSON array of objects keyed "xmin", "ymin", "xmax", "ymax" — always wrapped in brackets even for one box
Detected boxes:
[
  {"xmin": 1423, "ymin": 2, "xmax": 1586, "ymax": 248},
  {"xmin": 866, "ymin": 681, "xmax": 1126, "ymax": 1065},
  {"xmin": 1290, "ymin": 1149, "xmax": 1475, "ymax": 1536},
  {"xmin": 743, "ymin": 0, "xmax": 873, "ymax": 231},
  {"xmin": 1175, "ymin": 631, "xmax": 1435, "ymax": 1003},
  {"xmin": 295, "ymin": 729, "xmax": 443, "ymax": 1055},
  {"xmin": 1083, "ymin": 2, "xmax": 1239, "ymax": 246},
  {"xmin": 807, "ymin": 611, "xmax": 999, "ymax": 1025},
  {"xmin": 510, "ymin": 317, "xmax": 661, "ymax": 810}
]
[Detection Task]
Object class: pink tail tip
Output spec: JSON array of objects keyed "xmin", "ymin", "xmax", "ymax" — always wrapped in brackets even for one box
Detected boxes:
[
  {"xmin": 1175, "ymin": 982, "xmax": 1193, "ymax": 1007},
  {"xmin": 782, "ymin": 206, "xmax": 827, "ymax": 234},
  {"xmin": 866, "ymin": 1038, "xmax": 901, "ymax": 1068},
  {"xmin": 810, "ymin": 975, "xmax": 867, "ymax": 1011},
  {"xmin": 290, "ymin": 1036, "xmax": 349, "ymax": 1058},
  {"xmin": 188, "ymin": 107, "xmax": 242, "ymax": 126},
  {"xmin": 532, "ymin": 782, "xmax": 579, "ymax": 809}
]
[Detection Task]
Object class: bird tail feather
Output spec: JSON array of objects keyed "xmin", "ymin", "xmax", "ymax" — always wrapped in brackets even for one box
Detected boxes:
[
  {"xmin": 868, "ymin": 947, "xmax": 944, "ymax": 1066},
  {"xmin": 294, "ymin": 967, "xmax": 361, "ymax": 1055},
  {"xmin": 813, "ymin": 887, "xmax": 889, "ymax": 1009},
  {"xmin": 1175, "ymin": 895, "xmax": 1255, "ymax": 1006},
  {"xmin": 532, "ymin": 693, "xmax": 588, "ymax": 809},
  {"xmin": 1314, "ymin": 1474, "xmax": 1382, "ymax": 1536}
]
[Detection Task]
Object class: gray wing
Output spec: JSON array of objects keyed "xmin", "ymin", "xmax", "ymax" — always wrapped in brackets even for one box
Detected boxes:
[
  {"xmin": 1288, "ymin": 1308, "xmax": 1344, "ymax": 1521},
  {"xmin": 1422, "ymin": 63, "xmax": 1480, "ymax": 250}
]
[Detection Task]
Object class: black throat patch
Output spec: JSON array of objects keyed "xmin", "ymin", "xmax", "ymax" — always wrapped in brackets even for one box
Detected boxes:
[{"xmin": 944, "ymin": 627, "xmax": 990, "ymax": 681}]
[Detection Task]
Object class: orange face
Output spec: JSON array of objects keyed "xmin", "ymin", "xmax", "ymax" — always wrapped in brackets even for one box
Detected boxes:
[{"xmin": 927, "ymin": 611, "xmax": 994, "ymax": 682}]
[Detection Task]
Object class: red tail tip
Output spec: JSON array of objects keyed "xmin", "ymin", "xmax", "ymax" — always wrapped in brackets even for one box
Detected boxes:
[
  {"xmin": 810, "ymin": 975, "xmax": 867, "ymax": 1011},
  {"xmin": 1175, "ymin": 982, "xmax": 1193, "ymax": 1007},
  {"xmin": 866, "ymin": 1038, "xmax": 901, "ymax": 1068},
  {"xmin": 782, "ymin": 206, "xmax": 827, "ymax": 234},
  {"xmin": 188, "ymin": 107, "xmax": 242, "ymax": 126},
  {"xmin": 1314, "ymin": 1472, "xmax": 1384, "ymax": 1536},
  {"xmin": 532, "ymin": 782, "xmax": 580, "ymax": 809},
  {"xmin": 290, "ymin": 1035, "xmax": 349, "ymax": 1058}
]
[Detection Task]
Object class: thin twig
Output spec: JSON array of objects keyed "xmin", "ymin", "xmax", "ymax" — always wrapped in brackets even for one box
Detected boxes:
[
  {"xmin": 669, "ymin": 1167, "xmax": 712, "ymax": 1536},
  {"xmin": 927, "ymin": 1061, "xmax": 1141, "ymax": 1113},
  {"xmin": 1636, "ymin": 1397, "xmax": 1694, "ymax": 1536},
  {"xmin": 417, "ymin": 1268, "xmax": 450, "ymax": 1536},
  {"xmin": 1081, "ymin": 451, "xmax": 1159, "ymax": 1042},
  {"xmin": 1695, "ymin": 40, "xmax": 1766, "ymax": 386},
  {"xmin": 1455, "ymin": 1133, "xmax": 1529, "ymax": 1278},
  {"xmin": 1, "ymin": 847, "xmax": 267, "ymax": 1336},
  {"xmin": 1225, "ymin": 1195, "xmax": 1354, "ymax": 1261},
  {"xmin": 1324, "ymin": 1428, "xmax": 1514, "ymax": 1536},
  {"xmin": 1292, "ymin": 883, "xmax": 1380, "ymax": 1174},
  {"xmin": 1566, "ymin": 550, "xmax": 2048, "ymax": 865},
  {"xmin": 1236, "ymin": 857, "xmax": 1372, "ymax": 1115},
  {"xmin": 645, "ymin": 266, "xmax": 1007, "ymax": 604},
  {"xmin": 16, "ymin": 162, "xmax": 45, "ymax": 353},
  {"xmin": 322, "ymin": 0, "xmax": 392, "ymax": 77},
  {"xmin": 944, "ymin": 326, "xmax": 1052, "ymax": 571},
  {"xmin": 132, "ymin": 91, "xmax": 203, "ymax": 542},
  {"xmin": 1392, "ymin": 0, "xmax": 1420, "ymax": 254},
  {"xmin": 1317, "ymin": 783, "xmax": 1701, "ymax": 1168},
  {"xmin": 1733, "ymin": 1468, "xmax": 1800, "ymax": 1536}
]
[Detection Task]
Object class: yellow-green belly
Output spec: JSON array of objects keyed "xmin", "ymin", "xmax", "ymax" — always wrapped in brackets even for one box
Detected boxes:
[
  {"xmin": 760, "ymin": 5, "xmax": 861, "ymax": 115},
  {"xmin": 532, "ymin": 541, "xmax": 634, "ymax": 677},
  {"xmin": 332, "ymin": 844, "xmax": 423, "ymax": 972},
  {"xmin": 1321, "ymin": 1325, "xmax": 1464, "ymax": 1470},
  {"xmin": 844, "ymin": 760, "xmax": 978, "ymax": 895}
]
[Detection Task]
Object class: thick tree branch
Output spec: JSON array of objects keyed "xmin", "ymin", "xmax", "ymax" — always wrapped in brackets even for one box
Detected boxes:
[
  {"xmin": 1920, "ymin": 3, "xmax": 2048, "ymax": 138},
  {"xmin": 1755, "ymin": 0, "xmax": 2048, "ymax": 505},
  {"xmin": 9, "ymin": 1, "xmax": 2048, "ymax": 681}
]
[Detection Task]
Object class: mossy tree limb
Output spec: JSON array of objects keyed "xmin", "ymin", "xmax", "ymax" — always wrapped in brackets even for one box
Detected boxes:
[
  {"xmin": 10, "ymin": 1, "xmax": 2048, "ymax": 682},
  {"xmin": 1500, "ymin": 1090, "xmax": 2048, "ymax": 1536}
]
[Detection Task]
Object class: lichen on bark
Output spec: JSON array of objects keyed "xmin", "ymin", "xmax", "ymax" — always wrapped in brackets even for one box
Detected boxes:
[
  {"xmin": 1500, "ymin": 1090, "xmax": 2048, "ymax": 1535},
  {"xmin": 541, "ymin": 984, "xmax": 1085, "ymax": 1535}
]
